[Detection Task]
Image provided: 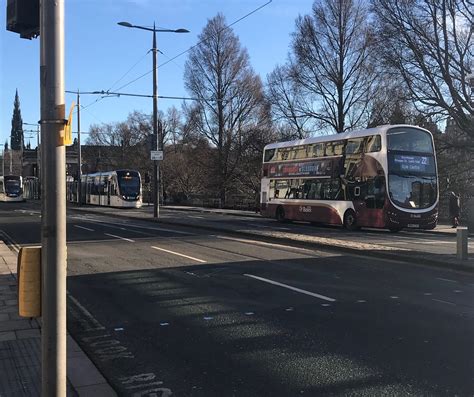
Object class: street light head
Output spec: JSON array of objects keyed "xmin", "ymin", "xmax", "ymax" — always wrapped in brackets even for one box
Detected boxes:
[
  {"xmin": 175, "ymin": 28, "xmax": 190, "ymax": 33},
  {"xmin": 118, "ymin": 21, "xmax": 133, "ymax": 28}
]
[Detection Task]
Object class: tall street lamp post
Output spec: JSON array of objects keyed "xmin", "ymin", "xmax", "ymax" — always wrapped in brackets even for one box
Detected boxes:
[{"xmin": 118, "ymin": 21, "xmax": 189, "ymax": 218}]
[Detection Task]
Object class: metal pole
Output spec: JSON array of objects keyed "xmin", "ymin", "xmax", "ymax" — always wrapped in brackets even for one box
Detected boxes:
[
  {"xmin": 152, "ymin": 25, "xmax": 159, "ymax": 218},
  {"xmin": 77, "ymin": 91, "xmax": 81, "ymax": 205},
  {"xmin": 37, "ymin": 124, "xmax": 40, "ymax": 184},
  {"xmin": 40, "ymin": 0, "xmax": 67, "ymax": 395},
  {"xmin": 0, "ymin": 145, "xmax": 4, "ymax": 176}
]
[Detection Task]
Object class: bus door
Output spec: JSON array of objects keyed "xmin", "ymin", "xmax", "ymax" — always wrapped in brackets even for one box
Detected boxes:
[{"xmin": 354, "ymin": 176, "xmax": 385, "ymax": 228}]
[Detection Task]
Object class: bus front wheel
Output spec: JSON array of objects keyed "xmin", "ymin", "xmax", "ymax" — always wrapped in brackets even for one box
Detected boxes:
[
  {"xmin": 344, "ymin": 210, "xmax": 358, "ymax": 231},
  {"xmin": 276, "ymin": 206, "xmax": 285, "ymax": 222}
]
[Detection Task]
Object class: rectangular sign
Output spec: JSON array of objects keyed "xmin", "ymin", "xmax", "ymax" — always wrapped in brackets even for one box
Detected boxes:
[
  {"xmin": 150, "ymin": 150, "xmax": 163, "ymax": 161},
  {"xmin": 267, "ymin": 158, "xmax": 337, "ymax": 178},
  {"xmin": 389, "ymin": 154, "xmax": 435, "ymax": 174}
]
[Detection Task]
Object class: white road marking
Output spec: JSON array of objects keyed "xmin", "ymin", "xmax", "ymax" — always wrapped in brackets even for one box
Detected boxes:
[
  {"xmin": 453, "ymin": 290, "xmax": 463, "ymax": 293},
  {"xmin": 67, "ymin": 291, "xmax": 105, "ymax": 330},
  {"xmin": 432, "ymin": 298, "xmax": 456, "ymax": 306},
  {"xmin": 390, "ymin": 296, "xmax": 399, "ymax": 299},
  {"xmin": 423, "ymin": 293, "xmax": 433, "ymax": 296},
  {"xmin": 244, "ymin": 274, "xmax": 336, "ymax": 302},
  {"xmin": 104, "ymin": 233, "xmax": 135, "ymax": 243},
  {"xmin": 216, "ymin": 235, "xmax": 315, "ymax": 253},
  {"xmin": 436, "ymin": 277, "xmax": 458, "ymax": 283},
  {"xmin": 356, "ymin": 300, "xmax": 366, "ymax": 303},
  {"xmin": 81, "ymin": 218, "xmax": 192, "ymax": 235},
  {"xmin": 151, "ymin": 246, "xmax": 207, "ymax": 263},
  {"xmin": 73, "ymin": 225, "xmax": 95, "ymax": 232}
]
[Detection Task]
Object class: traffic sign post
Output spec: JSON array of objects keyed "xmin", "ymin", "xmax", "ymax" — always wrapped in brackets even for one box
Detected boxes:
[{"xmin": 150, "ymin": 150, "xmax": 163, "ymax": 161}]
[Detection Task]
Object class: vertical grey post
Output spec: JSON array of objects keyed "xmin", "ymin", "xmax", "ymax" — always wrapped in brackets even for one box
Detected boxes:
[
  {"xmin": 456, "ymin": 227, "xmax": 468, "ymax": 261},
  {"xmin": 36, "ymin": 124, "xmax": 40, "ymax": 184},
  {"xmin": 77, "ymin": 91, "xmax": 81, "ymax": 205},
  {"xmin": 40, "ymin": 0, "xmax": 67, "ymax": 395},
  {"xmin": 152, "ymin": 25, "xmax": 159, "ymax": 218},
  {"xmin": 0, "ymin": 145, "xmax": 4, "ymax": 176}
]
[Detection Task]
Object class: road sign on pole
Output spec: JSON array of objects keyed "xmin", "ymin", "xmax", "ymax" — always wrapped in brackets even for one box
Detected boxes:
[{"xmin": 150, "ymin": 150, "xmax": 163, "ymax": 161}]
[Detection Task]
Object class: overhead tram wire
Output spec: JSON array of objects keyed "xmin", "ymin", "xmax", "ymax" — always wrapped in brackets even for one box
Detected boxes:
[
  {"xmin": 78, "ymin": 49, "xmax": 150, "ymax": 111},
  {"xmin": 69, "ymin": 0, "xmax": 272, "ymax": 115},
  {"xmin": 113, "ymin": 0, "xmax": 273, "ymax": 93}
]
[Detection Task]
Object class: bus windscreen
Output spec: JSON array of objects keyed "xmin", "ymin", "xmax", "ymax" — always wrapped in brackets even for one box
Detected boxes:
[{"xmin": 387, "ymin": 128, "xmax": 437, "ymax": 209}]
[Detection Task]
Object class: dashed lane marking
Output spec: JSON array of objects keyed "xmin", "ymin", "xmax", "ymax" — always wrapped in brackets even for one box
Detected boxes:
[
  {"xmin": 432, "ymin": 298, "xmax": 456, "ymax": 306},
  {"xmin": 104, "ymin": 233, "xmax": 135, "ymax": 243},
  {"xmin": 151, "ymin": 246, "xmax": 207, "ymax": 263},
  {"xmin": 73, "ymin": 225, "xmax": 95, "ymax": 232},
  {"xmin": 244, "ymin": 274, "xmax": 336, "ymax": 302},
  {"xmin": 216, "ymin": 235, "xmax": 317, "ymax": 253},
  {"xmin": 436, "ymin": 278, "xmax": 458, "ymax": 283}
]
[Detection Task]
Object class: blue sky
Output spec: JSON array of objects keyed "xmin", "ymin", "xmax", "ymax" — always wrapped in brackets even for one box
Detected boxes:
[{"xmin": 1, "ymin": 0, "xmax": 314, "ymax": 148}]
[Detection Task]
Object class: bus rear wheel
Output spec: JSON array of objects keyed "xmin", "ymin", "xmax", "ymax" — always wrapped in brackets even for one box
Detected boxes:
[
  {"xmin": 343, "ymin": 210, "xmax": 358, "ymax": 231},
  {"xmin": 276, "ymin": 206, "xmax": 285, "ymax": 222}
]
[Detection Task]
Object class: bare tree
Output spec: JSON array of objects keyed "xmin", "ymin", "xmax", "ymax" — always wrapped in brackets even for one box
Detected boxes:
[
  {"xmin": 372, "ymin": 0, "xmax": 473, "ymax": 138},
  {"xmin": 266, "ymin": 64, "xmax": 313, "ymax": 138},
  {"xmin": 86, "ymin": 111, "xmax": 152, "ymax": 174},
  {"xmin": 291, "ymin": 0, "xmax": 377, "ymax": 133},
  {"xmin": 184, "ymin": 13, "xmax": 268, "ymax": 204}
]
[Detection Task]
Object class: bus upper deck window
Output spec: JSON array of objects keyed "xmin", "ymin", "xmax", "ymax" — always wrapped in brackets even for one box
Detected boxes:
[
  {"xmin": 326, "ymin": 141, "xmax": 344, "ymax": 156},
  {"xmin": 264, "ymin": 149, "xmax": 276, "ymax": 162},
  {"xmin": 313, "ymin": 144, "xmax": 324, "ymax": 157},
  {"xmin": 346, "ymin": 138, "xmax": 364, "ymax": 154},
  {"xmin": 365, "ymin": 135, "xmax": 381, "ymax": 152}
]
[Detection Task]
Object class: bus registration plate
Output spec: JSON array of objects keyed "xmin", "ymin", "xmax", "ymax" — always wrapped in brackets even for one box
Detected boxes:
[{"xmin": 407, "ymin": 224, "xmax": 419, "ymax": 228}]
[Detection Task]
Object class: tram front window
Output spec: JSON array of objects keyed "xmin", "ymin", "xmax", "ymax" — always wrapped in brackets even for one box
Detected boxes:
[
  {"xmin": 117, "ymin": 173, "xmax": 140, "ymax": 197},
  {"xmin": 5, "ymin": 180, "xmax": 21, "ymax": 195}
]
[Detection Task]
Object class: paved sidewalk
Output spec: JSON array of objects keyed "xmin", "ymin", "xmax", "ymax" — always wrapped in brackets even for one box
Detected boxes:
[
  {"xmin": 0, "ymin": 242, "xmax": 117, "ymax": 397},
  {"xmin": 69, "ymin": 204, "xmax": 474, "ymax": 272}
]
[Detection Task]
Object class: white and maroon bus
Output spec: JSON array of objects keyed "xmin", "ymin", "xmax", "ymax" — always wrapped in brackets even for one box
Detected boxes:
[{"xmin": 260, "ymin": 125, "xmax": 438, "ymax": 231}]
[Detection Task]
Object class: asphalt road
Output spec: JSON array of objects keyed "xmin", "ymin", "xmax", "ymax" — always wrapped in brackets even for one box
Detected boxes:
[{"xmin": 1, "ymin": 201, "xmax": 473, "ymax": 396}]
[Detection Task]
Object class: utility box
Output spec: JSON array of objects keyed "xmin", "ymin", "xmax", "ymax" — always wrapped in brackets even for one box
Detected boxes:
[
  {"xmin": 17, "ymin": 246, "xmax": 41, "ymax": 318},
  {"xmin": 6, "ymin": 0, "xmax": 40, "ymax": 39}
]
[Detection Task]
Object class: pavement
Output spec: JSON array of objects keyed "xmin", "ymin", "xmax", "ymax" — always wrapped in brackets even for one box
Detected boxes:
[
  {"xmin": 0, "ymin": 241, "xmax": 117, "ymax": 397},
  {"xmin": 70, "ymin": 203, "xmax": 474, "ymax": 272}
]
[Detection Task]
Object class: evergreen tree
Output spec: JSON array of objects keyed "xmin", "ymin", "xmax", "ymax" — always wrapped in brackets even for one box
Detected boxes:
[{"xmin": 11, "ymin": 90, "xmax": 24, "ymax": 150}]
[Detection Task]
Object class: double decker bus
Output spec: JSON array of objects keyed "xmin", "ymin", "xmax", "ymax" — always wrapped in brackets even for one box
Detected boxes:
[
  {"xmin": 260, "ymin": 125, "xmax": 438, "ymax": 231},
  {"xmin": 0, "ymin": 175, "xmax": 24, "ymax": 202},
  {"xmin": 68, "ymin": 170, "xmax": 142, "ymax": 208}
]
